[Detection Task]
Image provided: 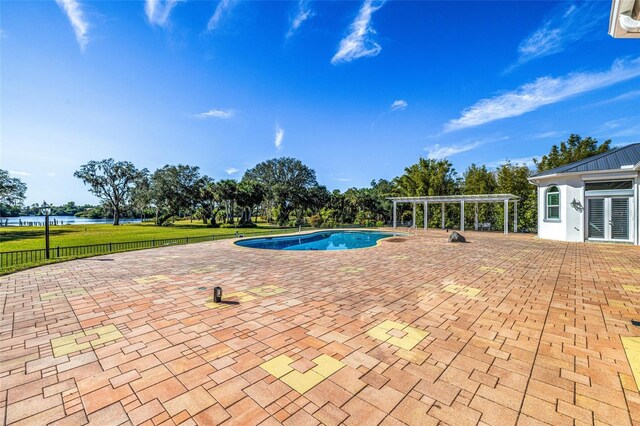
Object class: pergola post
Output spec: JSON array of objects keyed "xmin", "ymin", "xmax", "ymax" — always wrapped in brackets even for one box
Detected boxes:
[
  {"xmin": 412, "ymin": 203, "xmax": 416, "ymax": 228},
  {"xmin": 474, "ymin": 203, "xmax": 479, "ymax": 231},
  {"xmin": 504, "ymin": 200, "xmax": 509, "ymax": 235},
  {"xmin": 460, "ymin": 201, "xmax": 465, "ymax": 231},
  {"xmin": 423, "ymin": 201, "xmax": 428, "ymax": 230},
  {"xmin": 393, "ymin": 201, "xmax": 397, "ymax": 228},
  {"xmin": 514, "ymin": 201, "xmax": 518, "ymax": 233},
  {"xmin": 441, "ymin": 202, "xmax": 445, "ymax": 229}
]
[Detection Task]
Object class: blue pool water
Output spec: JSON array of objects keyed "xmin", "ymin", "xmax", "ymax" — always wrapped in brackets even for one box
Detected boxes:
[{"xmin": 235, "ymin": 230, "xmax": 402, "ymax": 251}]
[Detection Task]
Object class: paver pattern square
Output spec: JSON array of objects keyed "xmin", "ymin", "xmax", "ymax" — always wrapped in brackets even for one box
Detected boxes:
[
  {"xmin": 2, "ymin": 229, "xmax": 640, "ymax": 425},
  {"xmin": 367, "ymin": 320, "xmax": 430, "ymax": 350}
]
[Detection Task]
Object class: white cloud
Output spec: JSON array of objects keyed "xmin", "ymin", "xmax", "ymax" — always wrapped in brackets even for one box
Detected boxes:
[
  {"xmin": 208, "ymin": 0, "xmax": 238, "ymax": 31},
  {"xmin": 9, "ymin": 170, "xmax": 31, "ymax": 177},
  {"xmin": 47, "ymin": 172, "xmax": 57, "ymax": 177},
  {"xmin": 287, "ymin": 0, "xmax": 313, "ymax": 38},
  {"xmin": 511, "ymin": 2, "xmax": 605, "ymax": 69},
  {"xmin": 334, "ymin": 178, "xmax": 352, "ymax": 182},
  {"xmin": 390, "ymin": 100, "xmax": 407, "ymax": 111},
  {"xmin": 425, "ymin": 135, "xmax": 509, "ymax": 159},
  {"xmin": 55, "ymin": 0, "xmax": 89, "ymax": 50},
  {"xmin": 195, "ymin": 109, "xmax": 234, "ymax": 119},
  {"xmin": 533, "ymin": 130, "xmax": 566, "ymax": 139},
  {"xmin": 274, "ymin": 123, "xmax": 284, "ymax": 149},
  {"xmin": 145, "ymin": 0, "xmax": 181, "ymax": 26},
  {"xmin": 425, "ymin": 142, "xmax": 482, "ymax": 159},
  {"xmin": 331, "ymin": 0, "xmax": 386, "ymax": 64},
  {"xmin": 591, "ymin": 90, "xmax": 640, "ymax": 107},
  {"xmin": 224, "ymin": 167, "xmax": 240, "ymax": 175},
  {"xmin": 273, "ymin": 123, "xmax": 284, "ymax": 149},
  {"xmin": 445, "ymin": 56, "xmax": 640, "ymax": 132}
]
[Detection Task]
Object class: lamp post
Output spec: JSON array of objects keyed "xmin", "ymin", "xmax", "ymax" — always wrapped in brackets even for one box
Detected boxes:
[{"xmin": 42, "ymin": 202, "xmax": 51, "ymax": 259}]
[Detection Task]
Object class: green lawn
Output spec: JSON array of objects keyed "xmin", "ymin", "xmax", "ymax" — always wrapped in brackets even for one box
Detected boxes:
[
  {"xmin": 0, "ymin": 220, "xmax": 310, "ymax": 275},
  {"xmin": 0, "ymin": 220, "xmax": 295, "ymax": 252}
]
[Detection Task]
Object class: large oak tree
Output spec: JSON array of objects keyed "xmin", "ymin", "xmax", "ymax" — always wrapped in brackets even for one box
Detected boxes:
[{"xmin": 74, "ymin": 159, "xmax": 146, "ymax": 225}]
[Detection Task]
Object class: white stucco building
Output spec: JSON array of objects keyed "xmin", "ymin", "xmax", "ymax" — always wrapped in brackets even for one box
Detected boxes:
[{"xmin": 529, "ymin": 143, "xmax": 640, "ymax": 245}]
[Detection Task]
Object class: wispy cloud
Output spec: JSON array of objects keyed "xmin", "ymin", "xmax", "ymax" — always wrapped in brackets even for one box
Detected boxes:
[
  {"xmin": 425, "ymin": 135, "xmax": 509, "ymax": 159},
  {"xmin": 224, "ymin": 167, "xmax": 240, "ymax": 175},
  {"xmin": 533, "ymin": 130, "xmax": 566, "ymax": 139},
  {"xmin": 331, "ymin": 0, "xmax": 386, "ymax": 64},
  {"xmin": 445, "ymin": 56, "xmax": 640, "ymax": 133},
  {"xmin": 9, "ymin": 170, "xmax": 31, "ymax": 177},
  {"xmin": 145, "ymin": 0, "xmax": 181, "ymax": 26},
  {"xmin": 390, "ymin": 100, "xmax": 407, "ymax": 111},
  {"xmin": 274, "ymin": 123, "xmax": 284, "ymax": 149},
  {"xmin": 55, "ymin": 0, "xmax": 89, "ymax": 50},
  {"xmin": 510, "ymin": 2, "xmax": 605, "ymax": 70},
  {"xmin": 334, "ymin": 178, "xmax": 352, "ymax": 182},
  {"xmin": 287, "ymin": 0, "xmax": 313, "ymax": 38},
  {"xmin": 208, "ymin": 0, "xmax": 238, "ymax": 31},
  {"xmin": 425, "ymin": 142, "xmax": 482, "ymax": 159},
  {"xmin": 47, "ymin": 172, "xmax": 57, "ymax": 177},
  {"xmin": 591, "ymin": 90, "xmax": 640, "ymax": 107},
  {"xmin": 195, "ymin": 109, "xmax": 234, "ymax": 119}
]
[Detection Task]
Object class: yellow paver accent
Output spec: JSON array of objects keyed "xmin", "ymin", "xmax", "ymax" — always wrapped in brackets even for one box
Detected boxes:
[
  {"xmin": 367, "ymin": 327, "xmax": 392, "ymax": 342},
  {"xmin": 367, "ymin": 320, "xmax": 429, "ymax": 351},
  {"xmin": 377, "ymin": 320, "xmax": 407, "ymax": 331},
  {"xmin": 261, "ymin": 354, "xmax": 344, "ymax": 393},
  {"xmin": 479, "ymin": 266, "xmax": 506, "ymax": 274},
  {"xmin": 204, "ymin": 300, "xmax": 230, "ymax": 309},
  {"xmin": 248, "ymin": 285, "xmax": 287, "ymax": 297},
  {"xmin": 133, "ymin": 275, "xmax": 171, "ymax": 285},
  {"xmin": 338, "ymin": 266, "xmax": 365, "ymax": 273},
  {"xmin": 51, "ymin": 324, "xmax": 124, "ymax": 357},
  {"xmin": 609, "ymin": 300, "xmax": 632, "ymax": 308},
  {"xmin": 613, "ymin": 267, "xmax": 640, "ymax": 274},
  {"xmin": 260, "ymin": 355, "xmax": 295, "ymax": 378},
  {"xmin": 40, "ymin": 288, "xmax": 87, "ymax": 301},
  {"xmin": 444, "ymin": 284, "xmax": 481, "ymax": 298},
  {"xmin": 280, "ymin": 370, "xmax": 325, "ymax": 394},
  {"xmin": 622, "ymin": 285, "xmax": 640, "ymax": 293},
  {"xmin": 204, "ymin": 284, "xmax": 287, "ymax": 309},
  {"xmin": 311, "ymin": 354, "xmax": 345, "ymax": 378},
  {"xmin": 622, "ymin": 337, "xmax": 640, "ymax": 390},
  {"xmin": 225, "ymin": 291, "xmax": 257, "ymax": 303}
]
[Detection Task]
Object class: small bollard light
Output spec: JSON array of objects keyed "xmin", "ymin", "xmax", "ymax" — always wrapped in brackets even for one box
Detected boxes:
[{"xmin": 213, "ymin": 287, "xmax": 222, "ymax": 303}]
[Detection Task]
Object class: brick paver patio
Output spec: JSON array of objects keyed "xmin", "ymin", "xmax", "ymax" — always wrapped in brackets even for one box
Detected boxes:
[{"xmin": 1, "ymin": 229, "xmax": 640, "ymax": 425}]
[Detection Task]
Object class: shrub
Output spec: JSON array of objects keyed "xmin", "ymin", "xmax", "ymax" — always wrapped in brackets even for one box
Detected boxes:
[{"xmin": 308, "ymin": 214, "xmax": 323, "ymax": 227}]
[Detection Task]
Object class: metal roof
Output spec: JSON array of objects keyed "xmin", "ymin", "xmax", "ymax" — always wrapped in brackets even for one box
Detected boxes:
[
  {"xmin": 530, "ymin": 143, "xmax": 640, "ymax": 179},
  {"xmin": 388, "ymin": 194, "xmax": 519, "ymax": 203}
]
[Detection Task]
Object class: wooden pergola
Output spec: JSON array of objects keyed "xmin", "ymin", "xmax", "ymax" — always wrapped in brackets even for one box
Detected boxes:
[{"xmin": 388, "ymin": 194, "xmax": 520, "ymax": 235}]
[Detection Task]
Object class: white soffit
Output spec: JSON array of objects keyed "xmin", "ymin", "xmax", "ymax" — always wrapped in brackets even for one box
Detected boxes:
[{"xmin": 610, "ymin": 0, "xmax": 640, "ymax": 38}]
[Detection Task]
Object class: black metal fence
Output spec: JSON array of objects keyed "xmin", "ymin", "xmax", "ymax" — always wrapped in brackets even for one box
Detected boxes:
[{"xmin": 0, "ymin": 229, "xmax": 303, "ymax": 270}]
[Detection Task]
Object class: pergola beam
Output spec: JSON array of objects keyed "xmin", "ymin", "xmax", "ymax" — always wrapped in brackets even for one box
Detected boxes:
[
  {"xmin": 423, "ymin": 201, "xmax": 428, "ymax": 230},
  {"xmin": 388, "ymin": 194, "xmax": 520, "ymax": 235}
]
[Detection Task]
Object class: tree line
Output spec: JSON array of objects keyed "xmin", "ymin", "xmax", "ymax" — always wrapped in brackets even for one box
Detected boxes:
[{"xmin": 1, "ymin": 134, "xmax": 611, "ymax": 231}]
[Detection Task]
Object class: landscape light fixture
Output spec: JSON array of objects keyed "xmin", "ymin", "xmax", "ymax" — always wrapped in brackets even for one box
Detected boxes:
[
  {"xmin": 214, "ymin": 286, "xmax": 222, "ymax": 303},
  {"xmin": 41, "ymin": 202, "xmax": 52, "ymax": 259}
]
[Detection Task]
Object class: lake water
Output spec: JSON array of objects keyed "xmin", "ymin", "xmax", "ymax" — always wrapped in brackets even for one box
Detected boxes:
[{"xmin": 0, "ymin": 215, "xmax": 142, "ymax": 226}]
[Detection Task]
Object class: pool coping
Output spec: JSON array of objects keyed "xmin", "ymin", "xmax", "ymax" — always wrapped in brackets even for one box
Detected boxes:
[{"xmin": 229, "ymin": 228, "xmax": 411, "ymax": 252}]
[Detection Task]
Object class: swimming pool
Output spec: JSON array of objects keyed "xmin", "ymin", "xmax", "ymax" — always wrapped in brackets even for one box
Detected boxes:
[{"xmin": 234, "ymin": 230, "xmax": 403, "ymax": 251}]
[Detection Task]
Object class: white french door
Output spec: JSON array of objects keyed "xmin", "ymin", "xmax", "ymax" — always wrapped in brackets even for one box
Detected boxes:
[{"xmin": 587, "ymin": 197, "xmax": 632, "ymax": 242}]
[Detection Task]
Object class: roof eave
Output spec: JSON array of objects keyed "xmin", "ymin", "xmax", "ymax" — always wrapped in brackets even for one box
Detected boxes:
[{"xmin": 529, "ymin": 167, "xmax": 640, "ymax": 183}]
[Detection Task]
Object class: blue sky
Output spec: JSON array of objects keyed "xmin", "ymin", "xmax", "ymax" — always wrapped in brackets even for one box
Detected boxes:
[{"xmin": 2, "ymin": 0, "xmax": 639, "ymax": 205}]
